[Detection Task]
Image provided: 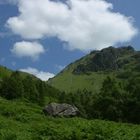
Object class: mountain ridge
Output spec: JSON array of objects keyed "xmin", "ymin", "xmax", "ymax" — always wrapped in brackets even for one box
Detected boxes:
[{"xmin": 49, "ymin": 46, "xmax": 140, "ymax": 92}]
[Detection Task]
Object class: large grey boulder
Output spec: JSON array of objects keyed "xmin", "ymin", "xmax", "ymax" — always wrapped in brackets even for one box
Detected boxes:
[{"xmin": 43, "ymin": 103, "xmax": 79, "ymax": 117}]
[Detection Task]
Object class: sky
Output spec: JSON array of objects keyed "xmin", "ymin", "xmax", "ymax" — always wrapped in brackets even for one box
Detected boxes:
[{"xmin": 0, "ymin": 0, "xmax": 140, "ymax": 81}]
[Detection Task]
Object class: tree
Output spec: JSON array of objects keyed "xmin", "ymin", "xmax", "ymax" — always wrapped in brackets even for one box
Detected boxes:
[
  {"xmin": 91, "ymin": 76, "xmax": 123, "ymax": 121},
  {"xmin": 101, "ymin": 76, "xmax": 120, "ymax": 98},
  {"xmin": 36, "ymin": 80, "xmax": 46, "ymax": 106},
  {"xmin": 23, "ymin": 76, "xmax": 39, "ymax": 103},
  {"xmin": 0, "ymin": 71, "xmax": 24, "ymax": 100}
]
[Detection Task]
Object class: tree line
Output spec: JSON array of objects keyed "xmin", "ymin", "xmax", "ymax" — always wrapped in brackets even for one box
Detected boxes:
[
  {"xmin": 0, "ymin": 71, "xmax": 60, "ymax": 106},
  {"xmin": 0, "ymin": 71, "xmax": 140, "ymax": 124},
  {"xmin": 58, "ymin": 75, "xmax": 140, "ymax": 124}
]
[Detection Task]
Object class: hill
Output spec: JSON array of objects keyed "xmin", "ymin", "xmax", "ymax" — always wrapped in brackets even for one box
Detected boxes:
[
  {"xmin": 0, "ymin": 66, "xmax": 12, "ymax": 79},
  {"xmin": 0, "ymin": 65, "xmax": 39, "ymax": 80},
  {"xmin": 0, "ymin": 65, "xmax": 61, "ymax": 105},
  {"xmin": 49, "ymin": 46, "xmax": 140, "ymax": 92}
]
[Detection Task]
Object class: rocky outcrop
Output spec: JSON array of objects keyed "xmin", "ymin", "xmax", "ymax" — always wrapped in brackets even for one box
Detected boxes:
[
  {"xmin": 73, "ymin": 46, "xmax": 135, "ymax": 74},
  {"xmin": 43, "ymin": 103, "xmax": 79, "ymax": 117}
]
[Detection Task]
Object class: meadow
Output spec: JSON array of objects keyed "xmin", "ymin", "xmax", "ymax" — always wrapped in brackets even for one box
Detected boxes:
[{"xmin": 1, "ymin": 97, "xmax": 140, "ymax": 140}]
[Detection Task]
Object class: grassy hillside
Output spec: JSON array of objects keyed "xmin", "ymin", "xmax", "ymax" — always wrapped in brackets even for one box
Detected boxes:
[
  {"xmin": 1, "ymin": 97, "xmax": 140, "ymax": 140},
  {"xmin": 0, "ymin": 65, "xmax": 39, "ymax": 80},
  {"xmin": 48, "ymin": 71, "xmax": 113, "ymax": 93},
  {"xmin": 0, "ymin": 66, "xmax": 12, "ymax": 79},
  {"xmin": 49, "ymin": 46, "xmax": 140, "ymax": 92}
]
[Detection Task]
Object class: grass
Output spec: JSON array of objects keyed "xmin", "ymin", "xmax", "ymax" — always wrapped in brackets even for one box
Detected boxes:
[
  {"xmin": 0, "ymin": 66, "xmax": 12, "ymax": 79},
  {"xmin": 49, "ymin": 71, "xmax": 116, "ymax": 93},
  {"xmin": 1, "ymin": 97, "xmax": 140, "ymax": 140},
  {"xmin": 49, "ymin": 47, "xmax": 140, "ymax": 93}
]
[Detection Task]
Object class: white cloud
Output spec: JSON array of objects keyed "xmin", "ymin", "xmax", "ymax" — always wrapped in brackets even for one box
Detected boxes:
[
  {"xmin": 7, "ymin": 0, "xmax": 138, "ymax": 51},
  {"xmin": 19, "ymin": 67, "xmax": 55, "ymax": 81},
  {"xmin": 11, "ymin": 41, "xmax": 45, "ymax": 60}
]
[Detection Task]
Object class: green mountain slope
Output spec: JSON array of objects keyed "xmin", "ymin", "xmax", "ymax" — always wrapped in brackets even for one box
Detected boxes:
[
  {"xmin": 0, "ymin": 65, "xmax": 62, "ymax": 105},
  {"xmin": 0, "ymin": 66, "xmax": 12, "ymax": 79},
  {"xmin": 0, "ymin": 65, "xmax": 39, "ymax": 80},
  {"xmin": 49, "ymin": 46, "xmax": 140, "ymax": 92},
  {"xmin": 1, "ymin": 97, "xmax": 140, "ymax": 140}
]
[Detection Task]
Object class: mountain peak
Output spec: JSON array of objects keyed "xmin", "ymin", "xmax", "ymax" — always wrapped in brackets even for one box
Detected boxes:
[
  {"xmin": 49, "ymin": 46, "xmax": 139, "ymax": 92},
  {"xmin": 73, "ymin": 46, "xmax": 136, "ymax": 74},
  {"xmin": 101, "ymin": 45, "xmax": 135, "ymax": 54}
]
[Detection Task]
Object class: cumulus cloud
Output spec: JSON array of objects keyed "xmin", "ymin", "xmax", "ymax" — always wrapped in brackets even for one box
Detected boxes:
[
  {"xmin": 19, "ymin": 67, "xmax": 55, "ymax": 81},
  {"xmin": 11, "ymin": 41, "xmax": 45, "ymax": 60},
  {"xmin": 7, "ymin": 0, "xmax": 138, "ymax": 51}
]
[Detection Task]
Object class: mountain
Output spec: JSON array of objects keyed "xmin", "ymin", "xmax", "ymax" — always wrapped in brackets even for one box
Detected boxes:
[
  {"xmin": 1, "ymin": 47, "xmax": 140, "ymax": 139},
  {"xmin": 49, "ymin": 46, "xmax": 140, "ymax": 92}
]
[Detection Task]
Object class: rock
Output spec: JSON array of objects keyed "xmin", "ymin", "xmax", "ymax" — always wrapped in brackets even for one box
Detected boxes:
[
  {"xmin": 43, "ymin": 103, "xmax": 79, "ymax": 117},
  {"xmin": 73, "ymin": 46, "xmax": 135, "ymax": 74}
]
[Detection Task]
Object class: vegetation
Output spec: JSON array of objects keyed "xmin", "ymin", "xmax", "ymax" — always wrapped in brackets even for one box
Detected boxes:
[
  {"xmin": 0, "ymin": 66, "xmax": 12, "ymax": 79},
  {"xmin": 49, "ymin": 46, "xmax": 140, "ymax": 92},
  {"xmin": 3, "ymin": 68, "xmax": 140, "ymax": 122},
  {"xmin": 56, "ymin": 73, "xmax": 140, "ymax": 124},
  {"xmin": 47, "ymin": 46, "xmax": 140, "ymax": 124},
  {"xmin": 48, "ymin": 72, "xmax": 108, "ymax": 92},
  {"xmin": 0, "ymin": 46, "xmax": 140, "ymax": 139},
  {"xmin": 0, "ymin": 70, "xmax": 61, "ymax": 106},
  {"xmin": 1, "ymin": 97, "xmax": 140, "ymax": 140}
]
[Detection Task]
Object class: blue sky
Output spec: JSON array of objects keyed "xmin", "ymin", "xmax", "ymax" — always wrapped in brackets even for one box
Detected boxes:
[{"xmin": 0, "ymin": 0, "xmax": 139, "ymax": 80}]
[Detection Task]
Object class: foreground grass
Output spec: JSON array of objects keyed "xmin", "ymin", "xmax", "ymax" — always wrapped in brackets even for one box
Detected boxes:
[{"xmin": 0, "ymin": 97, "xmax": 140, "ymax": 140}]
